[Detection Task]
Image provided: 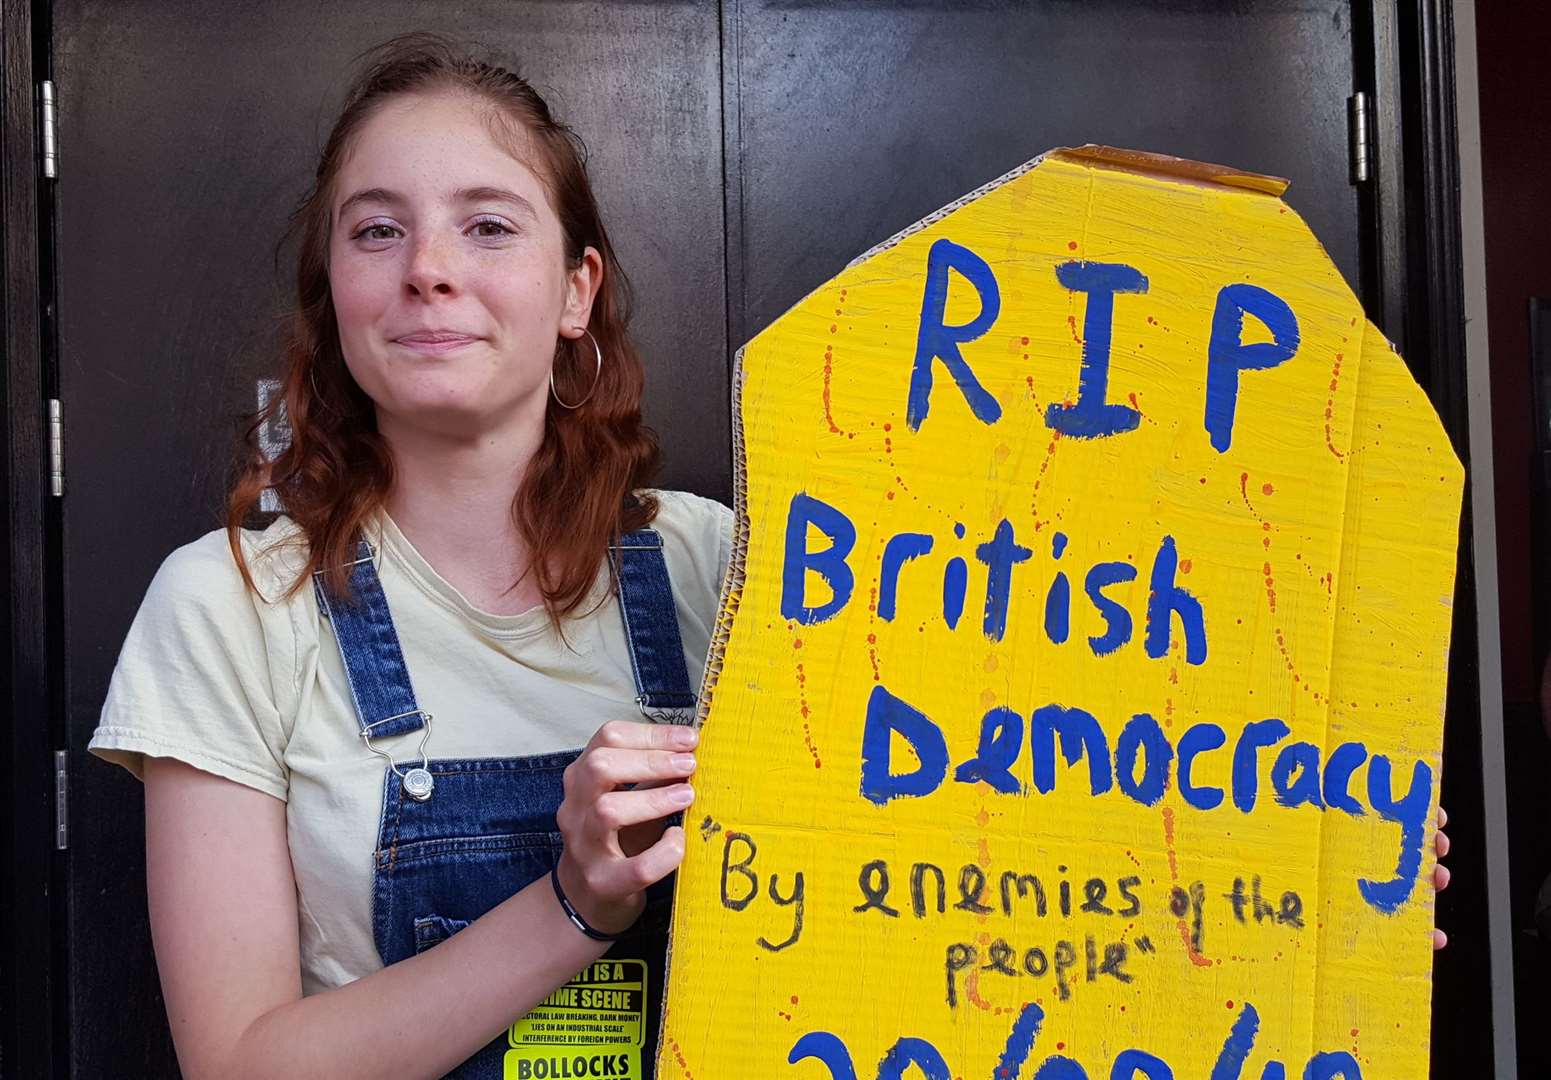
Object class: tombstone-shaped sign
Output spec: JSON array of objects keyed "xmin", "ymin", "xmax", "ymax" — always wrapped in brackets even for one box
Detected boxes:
[{"xmin": 659, "ymin": 146, "xmax": 1462, "ymax": 1080}]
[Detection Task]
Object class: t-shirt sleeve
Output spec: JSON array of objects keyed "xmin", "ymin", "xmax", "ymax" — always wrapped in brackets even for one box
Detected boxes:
[{"xmin": 87, "ymin": 530, "xmax": 294, "ymax": 801}]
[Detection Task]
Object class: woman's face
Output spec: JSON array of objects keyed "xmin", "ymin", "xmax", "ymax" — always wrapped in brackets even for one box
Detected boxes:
[{"xmin": 328, "ymin": 91, "xmax": 599, "ymax": 443}]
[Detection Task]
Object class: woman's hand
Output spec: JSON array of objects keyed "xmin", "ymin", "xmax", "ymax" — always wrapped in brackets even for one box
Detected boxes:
[
  {"xmin": 554, "ymin": 720, "xmax": 698, "ymax": 935},
  {"xmin": 1432, "ymin": 804, "xmax": 1451, "ymax": 950}
]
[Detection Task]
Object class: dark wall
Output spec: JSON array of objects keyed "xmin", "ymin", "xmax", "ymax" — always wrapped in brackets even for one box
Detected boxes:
[{"xmin": 1476, "ymin": 4, "xmax": 1551, "ymax": 1075}]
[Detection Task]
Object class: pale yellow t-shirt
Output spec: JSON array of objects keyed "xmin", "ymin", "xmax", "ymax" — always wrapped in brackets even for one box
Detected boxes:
[{"xmin": 88, "ymin": 489, "xmax": 733, "ymax": 994}]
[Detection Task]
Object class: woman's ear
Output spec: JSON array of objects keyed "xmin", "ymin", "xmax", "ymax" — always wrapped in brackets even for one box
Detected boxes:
[{"xmin": 560, "ymin": 246, "xmax": 604, "ymax": 338}]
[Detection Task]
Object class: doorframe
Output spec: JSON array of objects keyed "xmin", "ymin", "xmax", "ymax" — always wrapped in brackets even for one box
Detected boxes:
[
  {"xmin": 1, "ymin": 0, "xmax": 62, "ymax": 1076},
  {"xmin": 1449, "ymin": 0, "xmax": 1518, "ymax": 1073},
  {"xmin": 1357, "ymin": 0, "xmax": 1517, "ymax": 1073}
]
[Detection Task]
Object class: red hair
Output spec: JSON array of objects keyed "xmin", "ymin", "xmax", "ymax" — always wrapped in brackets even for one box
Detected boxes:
[{"xmin": 228, "ymin": 32, "xmax": 659, "ymax": 620}]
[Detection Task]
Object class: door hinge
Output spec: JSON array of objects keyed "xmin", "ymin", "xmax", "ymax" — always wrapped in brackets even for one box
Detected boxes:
[
  {"xmin": 1348, "ymin": 91, "xmax": 1372, "ymax": 185},
  {"xmin": 40, "ymin": 79, "xmax": 57, "ymax": 180},
  {"xmin": 48, "ymin": 398, "xmax": 63, "ymax": 497},
  {"xmin": 54, "ymin": 750, "xmax": 69, "ymax": 851}
]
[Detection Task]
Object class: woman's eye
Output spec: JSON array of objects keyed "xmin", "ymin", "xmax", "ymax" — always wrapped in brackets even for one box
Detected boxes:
[
  {"xmin": 470, "ymin": 218, "xmax": 515, "ymax": 238},
  {"xmin": 353, "ymin": 223, "xmax": 400, "ymax": 242}
]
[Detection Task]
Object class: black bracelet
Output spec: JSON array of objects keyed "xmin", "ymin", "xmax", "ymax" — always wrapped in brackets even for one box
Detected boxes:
[{"xmin": 550, "ymin": 866, "xmax": 634, "ymax": 942}]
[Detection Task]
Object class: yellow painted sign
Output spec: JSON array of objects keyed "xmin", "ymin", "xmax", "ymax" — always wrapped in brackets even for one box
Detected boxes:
[{"xmin": 660, "ymin": 146, "xmax": 1462, "ymax": 1080}]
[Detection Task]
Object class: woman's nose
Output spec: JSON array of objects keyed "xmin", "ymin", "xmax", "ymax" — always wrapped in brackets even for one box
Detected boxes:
[{"xmin": 403, "ymin": 236, "xmax": 458, "ymax": 297}]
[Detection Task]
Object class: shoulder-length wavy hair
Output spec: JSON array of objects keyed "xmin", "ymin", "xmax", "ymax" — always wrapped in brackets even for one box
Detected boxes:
[{"xmin": 228, "ymin": 32, "xmax": 659, "ymax": 620}]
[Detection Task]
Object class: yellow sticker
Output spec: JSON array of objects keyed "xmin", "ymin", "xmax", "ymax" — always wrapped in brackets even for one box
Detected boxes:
[{"xmin": 505, "ymin": 960, "xmax": 645, "ymax": 1080}]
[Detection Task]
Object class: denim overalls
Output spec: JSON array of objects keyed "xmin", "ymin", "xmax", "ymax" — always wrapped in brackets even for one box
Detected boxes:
[{"xmin": 314, "ymin": 529, "xmax": 697, "ymax": 1079}]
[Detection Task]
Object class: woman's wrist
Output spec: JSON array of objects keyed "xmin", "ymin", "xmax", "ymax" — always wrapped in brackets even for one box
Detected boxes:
[{"xmin": 554, "ymin": 850, "xmax": 645, "ymax": 938}]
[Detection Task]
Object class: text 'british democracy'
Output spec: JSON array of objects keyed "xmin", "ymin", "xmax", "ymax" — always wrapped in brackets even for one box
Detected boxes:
[{"xmin": 775, "ymin": 236, "xmax": 1433, "ymax": 919}]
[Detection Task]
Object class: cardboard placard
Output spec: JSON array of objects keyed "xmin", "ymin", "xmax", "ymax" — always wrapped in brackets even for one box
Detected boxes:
[{"xmin": 659, "ymin": 146, "xmax": 1462, "ymax": 1080}]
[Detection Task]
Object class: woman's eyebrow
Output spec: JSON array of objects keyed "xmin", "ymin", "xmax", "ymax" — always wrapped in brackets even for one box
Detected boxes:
[
  {"xmin": 336, "ymin": 186, "xmax": 538, "ymax": 220},
  {"xmin": 454, "ymin": 186, "xmax": 538, "ymax": 218},
  {"xmin": 337, "ymin": 187, "xmax": 399, "ymax": 219}
]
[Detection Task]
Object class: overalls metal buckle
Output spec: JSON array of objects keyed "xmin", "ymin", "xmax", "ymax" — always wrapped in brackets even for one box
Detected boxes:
[{"xmin": 360, "ymin": 709, "xmax": 436, "ymax": 802}]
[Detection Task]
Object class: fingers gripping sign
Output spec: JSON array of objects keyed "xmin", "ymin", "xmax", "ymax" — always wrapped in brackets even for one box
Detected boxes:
[{"xmin": 555, "ymin": 720, "xmax": 699, "ymax": 936}]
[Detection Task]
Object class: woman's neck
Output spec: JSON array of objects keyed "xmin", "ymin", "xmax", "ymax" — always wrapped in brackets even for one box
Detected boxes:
[{"xmin": 379, "ymin": 417, "xmax": 547, "ymax": 616}]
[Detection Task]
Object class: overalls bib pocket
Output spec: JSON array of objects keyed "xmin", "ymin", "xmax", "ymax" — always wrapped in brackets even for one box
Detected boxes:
[{"xmin": 372, "ymin": 753, "xmax": 574, "ymax": 967}]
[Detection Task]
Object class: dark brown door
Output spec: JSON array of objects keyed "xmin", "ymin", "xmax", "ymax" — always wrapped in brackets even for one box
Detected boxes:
[{"xmin": 49, "ymin": 1, "xmax": 1421, "ymax": 1075}]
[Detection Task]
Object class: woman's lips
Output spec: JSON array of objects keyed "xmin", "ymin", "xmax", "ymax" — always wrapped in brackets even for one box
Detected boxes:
[{"xmin": 393, "ymin": 334, "xmax": 480, "ymax": 355}]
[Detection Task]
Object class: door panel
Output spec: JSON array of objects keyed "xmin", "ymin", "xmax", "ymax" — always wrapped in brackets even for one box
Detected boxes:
[
  {"xmin": 728, "ymin": 0, "xmax": 1360, "ymax": 343},
  {"xmin": 53, "ymin": 3, "xmax": 724, "ymax": 1073}
]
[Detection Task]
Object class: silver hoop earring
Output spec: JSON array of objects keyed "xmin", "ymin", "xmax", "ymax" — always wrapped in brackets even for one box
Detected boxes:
[{"xmin": 550, "ymin": 329, "xmax": 603, "ymax": 410}]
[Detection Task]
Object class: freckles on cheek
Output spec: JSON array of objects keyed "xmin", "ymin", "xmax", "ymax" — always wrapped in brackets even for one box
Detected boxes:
[{"xmin": 330, "ymin": 260, "xmax": 390, "ymax": 331}]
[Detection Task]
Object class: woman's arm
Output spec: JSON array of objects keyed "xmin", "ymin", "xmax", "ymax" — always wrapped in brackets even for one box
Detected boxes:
[{"xmin": 145, "ymin": 721, "xmax": 695, "ymax": 1080}]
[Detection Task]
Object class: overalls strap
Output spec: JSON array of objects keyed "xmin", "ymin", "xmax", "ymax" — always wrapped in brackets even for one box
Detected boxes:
[
  {"xmin": 611, "ymin": 529, "xmax": 697, "ymax": 719},
  {"xmin": 313, "ymin": 540, "xmax": 427, "ymax": 739}
]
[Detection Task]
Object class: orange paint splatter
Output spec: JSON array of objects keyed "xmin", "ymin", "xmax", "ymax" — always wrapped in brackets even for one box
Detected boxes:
[
  {"xmin": 668, "ymin": 1039, "xmax": 697, "ymax": 1080},
  {"xmin": 963, "ymin": 933, "xmax": 997, "ymax": 1010},
  {"xmin": 821, "ymin": 345, "xmax": 858, "ymax": 439},
  {"xmin": 1163, "ymin": 808, "xmax": 1213, "ymax": 968},
  {"xmin": 1324, "ymin": 351, "xmax": 1347, "ymax": 460},
  {"xmin": 1240, "ymin": 472, "xmax": 1316, "ymax": 694},
  {"xmin": 1263, "ymin": 557, "xmax": 1318, "ymax": 699},
  {"xmin": 800, "ymin": 722, "xmax": 822, "ymax": 769},
  {"xmin": 796, "ymin": 648, "xmax": 821, "ymax": 767},
  {"xmin": 1029, "ymin": 429, "xmax": 1063, "ymax": 523},
  {"xmin": 1238, "ymin": 471, "xmax": 1266, "ymax": 521}
]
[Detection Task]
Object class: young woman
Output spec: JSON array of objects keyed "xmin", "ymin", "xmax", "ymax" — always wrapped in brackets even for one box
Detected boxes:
[
  {"xmin": 87, "ymin": 30, "xmax": 1452, "ymax": 1080},
  {"xmin": 88, "ymin": 33, "xmax": 725, "ymax": 1079}
]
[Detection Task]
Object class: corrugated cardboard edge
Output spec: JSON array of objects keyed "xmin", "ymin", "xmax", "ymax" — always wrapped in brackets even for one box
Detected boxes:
[
  {"xmin": 658, "ymin": 143, "xmax": 1293, "ymax": 1069},
  {"xmin": 845, "ymin": 144, "xmax": 1288, "ymax": 272},
  {"xmin": 690, "ymin": 348, "xmax": 752, "ymax": 736},
  {"xmin": 656, "ymin": 342, "xmax": 752, "ymax": 1067}
]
